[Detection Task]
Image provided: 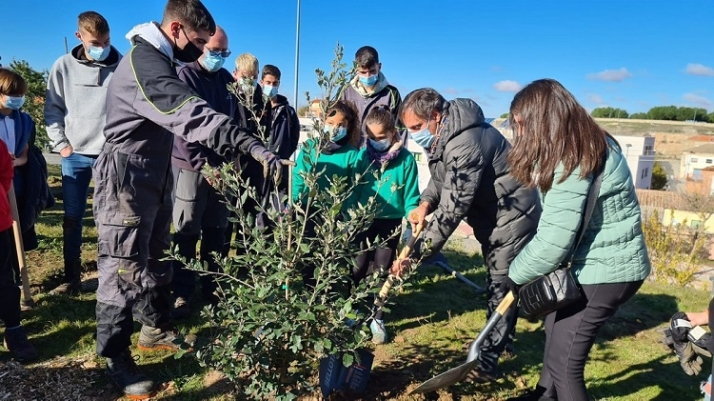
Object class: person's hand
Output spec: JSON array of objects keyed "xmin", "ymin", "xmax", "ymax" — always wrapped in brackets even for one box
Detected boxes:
[
  {"xmin": 204, "ymin": 168, "xmax": 221, "ymax": 188},
  {"xmin": 250, "ymin": 147, "xmax": 295, "ymax": 185},
  {"xmin": 60, "ymin": 145, "xmax": 73, "ymax": 158},
  {"xmin": 390, "ymin": 258, "xmax": 411, "ymax": 278},
  {"xmin": 687, "ymin": 311, "xmax": 709, "ymax": 327},
  {"xmin": 663, "ymin": 312, "xmax": 710, "ymax": 376},
  {"xmin": 408, "ymin": 204, "xmax": 428, "ymax": 232},
  {"xmin": 499, "ymin": 276, "xmax": 520, "ymax": 296}
]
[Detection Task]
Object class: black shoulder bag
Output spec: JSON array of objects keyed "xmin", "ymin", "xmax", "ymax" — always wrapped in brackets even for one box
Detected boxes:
[{"xmin": 518, "ymin": 167, "xmax": 604, "ymax": 319}]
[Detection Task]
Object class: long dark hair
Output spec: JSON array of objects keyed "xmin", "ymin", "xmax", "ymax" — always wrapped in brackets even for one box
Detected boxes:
[
  {"xmin": 507, "ymin": 79, "xmax": 607, "ymax": 193},
  {"xmin": 326, "ymin": 100, "xmax": 359, "ymax": 146}
]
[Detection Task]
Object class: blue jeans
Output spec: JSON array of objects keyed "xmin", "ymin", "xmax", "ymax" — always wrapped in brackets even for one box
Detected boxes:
[{"xmin": 61, "ymin": 153, "xmax": 96, "ymax": 260}]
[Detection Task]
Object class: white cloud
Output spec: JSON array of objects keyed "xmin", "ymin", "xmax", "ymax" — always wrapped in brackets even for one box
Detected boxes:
[
  {"xmin": 588, "ymin": 94, "xmax": 604, "ymax": 104},
  {"xmin": 586, "ymin": 68, "xmax": 632, "ymax": 82},
  {"xmin": 683, "ymin": 93, "xmax": 713, "ymax": 109},
  {"xmin": 493, "ymin": 80, "xmax": 522, "ymax": 93},
  {"xmin": 443, "ymin": 87, "xmax": 459, "ymax": 95},
  {"xmin": 685, "ymin": 63, "xmax": 714, "ymax": 77}
]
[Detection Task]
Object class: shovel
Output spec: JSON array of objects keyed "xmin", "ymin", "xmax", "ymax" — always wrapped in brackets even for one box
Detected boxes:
[
  {"xmin": 409, "ymin": 290, "xmax": 516, "ymax": 394},
  {"xmin": 8, "ymin": 185, "xmax": 34, "ymax": 309},
  {"xmin": 373, "ymin": 220, "xmax": 425, "ymax": 310}
]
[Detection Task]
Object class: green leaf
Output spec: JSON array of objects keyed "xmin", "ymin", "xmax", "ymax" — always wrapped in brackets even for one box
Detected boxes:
[{"xmin": 342, "ymin": 353, "xmax": 354, "ymax": 368}]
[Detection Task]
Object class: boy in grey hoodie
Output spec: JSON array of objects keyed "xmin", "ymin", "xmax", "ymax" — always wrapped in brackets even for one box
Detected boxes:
[
  {"xmin": 339, "ymin": 46, "xmax": 402, "ymax": 147},
  {"xmin": 44, "ymin": 11, "xmax": 122, "ymax": 295}
]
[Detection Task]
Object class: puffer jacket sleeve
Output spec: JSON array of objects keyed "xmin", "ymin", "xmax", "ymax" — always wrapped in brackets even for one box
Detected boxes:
[
  {"xmin": 508, "ymin": 167, "xmax": 591, "ymax": 285},
  {"xmin": 419, "ymin": 134, "xmax": 483, "ymax": 257}
]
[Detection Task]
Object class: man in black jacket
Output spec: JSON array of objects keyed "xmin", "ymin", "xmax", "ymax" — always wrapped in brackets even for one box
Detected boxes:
[
  {"xmin": 170, "ymin": 25, "xmax": 234, "ymax": 319},
  {"xmin": 93, "ymin": 1, "xmax": 288, "ymax": 398},
  {"xmin": 392, "ymin": 88, "xmax": 541, "ymax": 382}
]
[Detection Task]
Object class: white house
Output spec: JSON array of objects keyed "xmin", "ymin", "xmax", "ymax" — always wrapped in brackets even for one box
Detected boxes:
[
  {"xmin": 612, "ymin": 135, "xmax": 656, "ymax": 189},
  {"xmin": 680, "ymin": 144, "xmax": 714, "ymax": 181}
]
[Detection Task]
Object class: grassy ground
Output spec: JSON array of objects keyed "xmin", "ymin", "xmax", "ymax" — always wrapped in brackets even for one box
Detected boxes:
[{"xmin": 2, "ymin": 165, "xmax": 712, "ymax": 400}]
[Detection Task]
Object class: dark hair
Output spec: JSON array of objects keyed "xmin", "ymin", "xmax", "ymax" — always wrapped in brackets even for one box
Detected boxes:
[
  {"xmin": 0, "ymin": 68, "xmax": 28, "ymax": 96},
  {"xmin": 364, "ymin": 106, "xmax": 396, "ymax": 134},
  {"xmin": 327, "ymin": 100, "xmax": 359, "ymax": 146},
  {"xmin": 355, "ymin": 46, "xmax": 379, "ymax": 69},
  {"xmin": 507, "ymin": 78, "xmax": 608, "ymax": 193},
  {"xmin": 78, "ymin": 11, "xmax": 110, "ymax": 36},
  {"xmin": 261, "ymin": 64, "xmax": 281, "ymax": 80},
  {"xmin": 162, "ymin": 0, "xmax": 216, "ymax": 35},
  {"xmin": 399, "ymin": 88, "xmax": 446, "ymax": 121}
]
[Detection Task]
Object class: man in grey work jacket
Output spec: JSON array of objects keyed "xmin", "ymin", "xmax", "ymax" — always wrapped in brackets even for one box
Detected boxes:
[{"xmin": 92, "ymin": 1, "xmax": 288, "ymax": 398}]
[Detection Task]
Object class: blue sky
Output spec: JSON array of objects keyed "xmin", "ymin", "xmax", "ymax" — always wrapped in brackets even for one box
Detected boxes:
[{"xmin": 1, "ymin": 0, "xmax": 712, "ymax": 117}]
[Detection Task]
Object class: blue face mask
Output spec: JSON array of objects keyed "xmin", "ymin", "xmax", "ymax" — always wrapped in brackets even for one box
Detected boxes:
[
  {"xmin": 359, "ymin": 74, "xmax": 379, "ymax": 87},
  {"xmin": 325, "ymin": 125, "xmax": 348, "ymax": 142},
  {"xmin": 369, "ymin": 138, "xmax": 391, "ymax": 152},
  {"xmin": 3, "ymin": 95, "xmax": 26, "ymax": 110},
  {"xmin": 87, "ymin": 45, "xmax": 110, "ymax": 61},
  {"xmin": 263, "ymin": 85, "xmax": 278, "ymax": 99},
  {"xmin": 202, "ymin": 51, "xmax": 226, "ymax": 73},
  {"xmin": 410, "ymin": 120, "xmax": 435, "ymax": 149}
]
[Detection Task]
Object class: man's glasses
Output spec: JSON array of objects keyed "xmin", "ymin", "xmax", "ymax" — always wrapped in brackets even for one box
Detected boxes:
[{"xmin": 207, "ymin": 49, "xmax": 231, "ymax": 58}]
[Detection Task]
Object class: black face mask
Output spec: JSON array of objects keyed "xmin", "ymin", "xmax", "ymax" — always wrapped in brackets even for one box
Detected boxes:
[{"xmin": 174, "ymin": 40, "xmax": 203, "ymax": 63}]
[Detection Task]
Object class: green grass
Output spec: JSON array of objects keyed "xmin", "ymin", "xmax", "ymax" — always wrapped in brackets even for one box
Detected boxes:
[{"xmin": 3, "ymin": 167, "xmax": 712, "ymax": 400}]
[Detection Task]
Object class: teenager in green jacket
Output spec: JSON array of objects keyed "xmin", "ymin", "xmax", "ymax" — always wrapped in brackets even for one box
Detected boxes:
[
  {"xmin": 292, "ymin": 100, "xmax": 363, "ymax": 286},
  {"xmin": 502, "ymin": 79, "xmax": 651, "ymax": 401},
  {"xmin": 354, "ymin": 107, "xmax": 420, "ymax": 344}
]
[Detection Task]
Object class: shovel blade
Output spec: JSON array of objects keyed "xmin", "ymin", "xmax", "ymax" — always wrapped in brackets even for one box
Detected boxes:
[{"xmin": 408, "ymin": 359, "xmax": 479, "ymax": 394}]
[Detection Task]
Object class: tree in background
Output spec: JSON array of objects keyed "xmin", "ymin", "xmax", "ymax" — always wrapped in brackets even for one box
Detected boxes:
[
  {"xmin": 648, "ymin": 106, "xmax": 680, "ymax": 121},
  {"xmin": 296, "ymin": 104, "xmax": 310, "ymax": 117},
  {"xmin": 651, "ymin": 162, "xmax": 668, "ymax": 190},
  {"xmin": 591, "ymin": 107, "xmax": 629, "ymax": 119},
  {"xmin": 630, "ymin": 112, "xmax": 649, "ymax": 119},
  {"xmin": 499, "ymin": 112, "xmax": 509, "ymax": 118},
  {"xmin": 8, "ymin": 60, "xmax": 49, "ymax": 149}
]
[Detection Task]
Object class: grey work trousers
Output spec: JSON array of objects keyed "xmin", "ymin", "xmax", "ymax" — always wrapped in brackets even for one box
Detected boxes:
[
  {"xmin": 171, "ymin": 166, "xmax": 229, "ymax": 300},
  {"xmin": 93, "ymin": 147, "xmax": 174, "ymax": 358}
]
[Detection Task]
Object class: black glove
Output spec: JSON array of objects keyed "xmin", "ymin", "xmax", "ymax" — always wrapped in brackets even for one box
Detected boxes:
[
  {"xmin": 250, "ymin": 147, "xmax": 295, "ymax": 185},
  {"xmin": 663, "ymin": 312, "xmax": 710, "ymax": 376},
  {"xmin": 499, "ymin": 276, "xmax": 519, "ymax": 296}
]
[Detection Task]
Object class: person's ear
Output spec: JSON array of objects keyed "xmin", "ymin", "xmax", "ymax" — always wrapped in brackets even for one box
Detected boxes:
[
  {"xmin": 75, "ymin": 31, "xmax": 82, "ymax": 42},
  {"xmin": 169, "ymin": 21, "xmax": 182, "ymax": 39},
  {"xmin": 434, "ymin": 111, "xmax": 442, "ymax": 123}
]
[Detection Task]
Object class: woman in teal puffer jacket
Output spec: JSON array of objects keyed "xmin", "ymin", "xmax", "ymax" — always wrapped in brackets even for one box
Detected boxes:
[{"xmin": 503, "ymin": 79, "xmax": 651, "ymax": 401}]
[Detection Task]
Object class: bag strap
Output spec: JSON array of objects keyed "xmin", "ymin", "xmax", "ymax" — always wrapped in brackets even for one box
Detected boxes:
[{"xmin": 568, "ymin": 161, "xmax": 605, "ymax": 263}]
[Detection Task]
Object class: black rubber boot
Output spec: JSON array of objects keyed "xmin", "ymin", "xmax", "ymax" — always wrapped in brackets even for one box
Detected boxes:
[
  {"xmin": 50, "ymin": 259, "xmax": 82, "ymax": 295},
  {"xmin": 106, "ymin": 349, "xmax": 156, "ymax": 400}
]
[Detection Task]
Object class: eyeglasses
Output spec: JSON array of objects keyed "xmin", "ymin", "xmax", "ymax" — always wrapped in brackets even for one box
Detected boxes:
[{"xmin": 207, "ymin": 49, "xmax": 231, "ymax": 58}]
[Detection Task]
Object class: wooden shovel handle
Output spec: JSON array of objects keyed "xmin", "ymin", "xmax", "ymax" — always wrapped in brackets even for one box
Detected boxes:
[{"xmin": 376, "ymin": 221, "xmax": 425, "ymax": 301}]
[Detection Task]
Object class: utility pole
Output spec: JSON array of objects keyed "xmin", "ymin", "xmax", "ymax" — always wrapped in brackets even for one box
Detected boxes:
[
  {"xmin": 64, "ymin": 37, "xmax": 69, "ymax": 54},
  {"xmin": 293, "ymin": 0, "xmax": 301, "ymax": 109}
]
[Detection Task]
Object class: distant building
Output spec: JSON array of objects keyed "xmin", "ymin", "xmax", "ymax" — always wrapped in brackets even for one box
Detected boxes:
[
  {"xmin": 308, "ymin": 99, "xmax": 322, "ymax": 118},
  {"xmin": 612, "ymin": 135, "xmax": 655, "ymax": 189},
  {"xmin": 680, "ymin": 143, "xmax": 714, "ymax": 180}
]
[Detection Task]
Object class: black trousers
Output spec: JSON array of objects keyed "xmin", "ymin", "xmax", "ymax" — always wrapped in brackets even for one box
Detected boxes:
[
  {"xmin": 0, "ymin": 228, "xmax": 21, "ymax": 328},
  {"xmin": 539, "ymin": 280, "xmax": 643, "ymax": 401},
  {"xmin": 353, "ymin": 218, "xmax": 401, "ymax": 320}
]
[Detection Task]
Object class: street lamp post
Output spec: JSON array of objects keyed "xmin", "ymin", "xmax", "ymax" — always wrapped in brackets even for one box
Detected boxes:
[{"xmin": 293, "ymin": 0, "xmax": 301, "ymax": 109}]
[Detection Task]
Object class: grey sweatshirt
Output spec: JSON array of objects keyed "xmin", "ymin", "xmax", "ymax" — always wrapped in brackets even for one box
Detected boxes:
[{"xmin": 45, "ymin": 44, "xmax": 122, "ymax": 155}]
